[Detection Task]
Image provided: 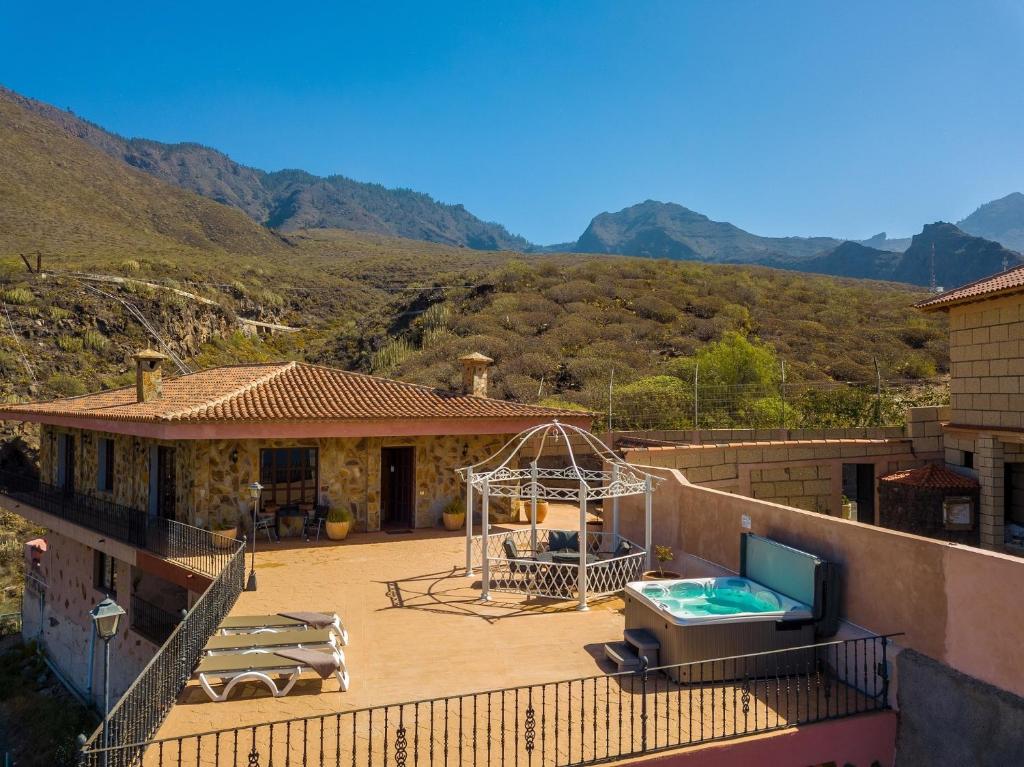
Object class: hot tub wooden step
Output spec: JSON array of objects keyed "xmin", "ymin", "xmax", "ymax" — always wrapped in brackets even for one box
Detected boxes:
[
  {"xmin": 603, "ymin": 641, "xmax": 642, "ymax": 672},
  {"xmin": 624, "ymin": 628, "xmax": 660, "ymax": 666}
]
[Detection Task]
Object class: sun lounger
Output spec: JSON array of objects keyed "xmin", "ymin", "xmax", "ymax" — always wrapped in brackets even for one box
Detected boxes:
[
  {"xmin": 194, "ymin": 648, "xmax": 349, "ymax": 701},
  {"xmin": 217, "ymin": 612, "xmax": 349, "ymax": 645},
  {"xmin": 204, "ymin": 628, "xmax": 341, "ymax": 657}
]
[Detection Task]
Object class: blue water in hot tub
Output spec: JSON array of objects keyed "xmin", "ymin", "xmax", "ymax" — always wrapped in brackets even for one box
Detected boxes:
[{"xmin": 640, "ymin": 578, "xmax": 784, "ymax": 617}]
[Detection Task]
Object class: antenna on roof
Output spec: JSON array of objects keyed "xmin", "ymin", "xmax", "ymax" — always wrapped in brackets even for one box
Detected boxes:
[
  {"xmin": 929, "ymin": 244, "xmax": 937, "ymax": 293},
  {"xmin": 1004, "ymin": 254, "xmax": 1010, "ymax": 272}
]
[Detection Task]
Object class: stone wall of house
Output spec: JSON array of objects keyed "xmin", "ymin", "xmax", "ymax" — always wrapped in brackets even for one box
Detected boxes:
[
  {"xmin": 183, "ymin": 433, "xmax": 513, "ymax": 532},
  {"xmin": 947, "ymin": 293, "xmax": 1024, "ymax": 429},
  {"xmin": 27, "ymin": 530, "xmax": 156, "ymax": 707},
  {"xmin": 37, "ymin": 426, "xmax": 517, "ymax": 531}
]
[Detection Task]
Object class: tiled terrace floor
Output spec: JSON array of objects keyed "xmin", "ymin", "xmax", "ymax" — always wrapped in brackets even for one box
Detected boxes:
[
  {"xmin": 157, "ymin": 505, "xmax": 628, "ymax": 740},
  {"xmin": 141, "ymin": 505, "xmax": 878, "ymax": 766}
]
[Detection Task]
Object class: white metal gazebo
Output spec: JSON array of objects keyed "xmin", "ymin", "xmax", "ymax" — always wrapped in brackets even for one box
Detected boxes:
[{"xmin": 458, "ymin": 421, "xmax": 661, "ymax": 610}]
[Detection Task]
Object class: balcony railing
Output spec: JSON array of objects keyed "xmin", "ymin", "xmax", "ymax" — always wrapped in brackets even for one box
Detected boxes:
[
  {"xmin": 78, "ymin": 634, "xmax": 894, "ymax": 767},
  {"xmin": 0, "ymin": 469, "xmax": 149, "ymax": 548},
  {"xmin": 0, "ymin": 469, "xmax": 237, "ymax": 580},
  {"xmin": 131, "ymin": 594, "xmax": 184, "ymax": 646},
  {"xmin": 0, "ymin": 469, "xmax": 246, "ymax": 764},
  {"xmin": 80, "ymin": 540, "xmax": 246, "ymax": 765}
]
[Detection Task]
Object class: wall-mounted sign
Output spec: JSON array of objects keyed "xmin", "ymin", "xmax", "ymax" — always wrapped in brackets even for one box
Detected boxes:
[{"xmin": 943, "ymin": 496, "xmax": 974, "ymax": 531}]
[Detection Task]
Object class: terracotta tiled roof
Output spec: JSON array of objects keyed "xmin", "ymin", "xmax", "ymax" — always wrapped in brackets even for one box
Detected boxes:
[
  {"xmin": 0, "ymin": 362, "xmax": 590, "ymax": 424},
  {"xmin": 879, "ymin": 464, "xmax": 979, "ymax": 490},
  {"xmin": 916, "ymin": 264, "xmax": 1024, "ymax": 310}
]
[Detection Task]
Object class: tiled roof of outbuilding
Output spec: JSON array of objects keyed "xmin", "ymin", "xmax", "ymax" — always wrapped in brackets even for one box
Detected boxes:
[
  {"xmin": 879, "ymin": 464, "xmax": 979, "ymax": 490},
  {"xmin": 916, "ymin": 265, "xmax": 1024, "ymax": 310},
  {"xmin": 0, "ymin": 362, "xmax": 589, "ymax": 424}
]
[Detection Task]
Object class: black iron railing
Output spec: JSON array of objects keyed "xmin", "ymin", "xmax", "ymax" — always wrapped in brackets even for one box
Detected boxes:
[
  {"xmin": 81, "ymin": 543, "xmax": 246, "ymax": 764},
  {"xmin": 130, "ymin": 595, "xmax": 183, "ymax": 646},
  {"xmin": 78, "ymin": 634, "xmax": 895, "ymax": 767},
  {"xmin": 0, "ymin": 469, "xmax": 148, "ymax": 548},
  {"xmin": 0, "ymin": 469, "xmax": 238, "ymax": 580}
]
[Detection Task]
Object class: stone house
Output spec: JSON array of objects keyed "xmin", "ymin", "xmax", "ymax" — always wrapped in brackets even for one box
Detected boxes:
[
  {"xmin": 0, "ymin": 350, "xmax": 588, "ymax": 704},
  {"xmin": 916, "ymin": 265, "xmax": 1024, "ymax": 552}
]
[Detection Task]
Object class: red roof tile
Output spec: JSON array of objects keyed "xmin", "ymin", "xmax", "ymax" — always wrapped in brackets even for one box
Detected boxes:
[
  {"xmin": 879, "ymin": 464, "xmax": 978, "ymax": 490},
  {"xmin": 916, "ymin": 264, "xmax": 1024, "ymax": 310},
  {"xmin": 0, "ymin": 362, "xmax": 590, "ymax": 424}
]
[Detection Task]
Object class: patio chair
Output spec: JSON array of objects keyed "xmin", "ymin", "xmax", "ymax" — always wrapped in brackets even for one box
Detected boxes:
[
  {"xmin": 502, "ymin": 538, "xmax": 539, "ymax": 591},
  {"xmin": 599, "ymin": 540, "xmax": 633, "ymax": 560},
  {"xmin": 253, "ymin": 511, "xmax": 278, "ymax": 543},
  {"xmin": 304, "ymin": 504, "xmax": 330, "ymax": 541},
  {"xmin": 193, "ymin": 648, "xmax": 349, "ymax": 702},
  {"xmin": 217, "ymin": 612, "xmax": 349, "ymax": 645},
  {"xmin": 204, "ymin": 627, "xmax": 341, "ymax": 656},
  {"xmin": 547, "ymin": 530, "xmax": 579, "ymax": 553}
]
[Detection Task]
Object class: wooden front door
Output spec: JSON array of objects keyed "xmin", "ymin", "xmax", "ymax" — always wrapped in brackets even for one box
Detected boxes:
[
  {"xmin": 381, "ymin": 447, "xmax": 415, "ymax": 529},
  {"xmin": 156, "ymin": 446, "xmax": 176, "ymax": 520}
]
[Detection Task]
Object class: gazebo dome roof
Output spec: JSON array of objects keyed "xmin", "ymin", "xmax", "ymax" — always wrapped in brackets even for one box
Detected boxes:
[{"xmin": 458, "ymin": 421, "xmax": 661, "ymax": 501}]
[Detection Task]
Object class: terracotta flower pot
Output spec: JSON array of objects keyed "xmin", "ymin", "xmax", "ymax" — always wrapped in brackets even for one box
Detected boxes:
[
  {"xmin": 212, "ymin": 527, "xmax": 238, "ymax": 549},
  {"xmin": 443, "ymin": 511, "xmax": 466, "ymax": 531},
  {"xmin": 325, "ymin": 520, "xmax": 351, "ymax": 541},
  {"xmin": 642, "ymin": 570, "xmax": 683, "ymax": 581},
  {"xmin": 516, "ymin": 499, "xmax": 549, "ymax": 523}
]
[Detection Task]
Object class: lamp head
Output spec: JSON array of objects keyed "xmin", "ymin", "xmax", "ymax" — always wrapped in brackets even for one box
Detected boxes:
[
  {"xmin": 90, "ymin": 597, "xmax": 125, "ymax": 640},
  {"xmin": 248, "ymin": 482, "xmax": 263, "ymax": 500}
]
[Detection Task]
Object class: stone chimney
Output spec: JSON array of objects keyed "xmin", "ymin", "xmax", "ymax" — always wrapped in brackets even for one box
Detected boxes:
[
  {"xmin": 459, "ymin": 352, "xmax": 493, "ymax": 397},
  {"xmin": 133, "ymin": 349, "xmax": 167, "ymax": 403}
]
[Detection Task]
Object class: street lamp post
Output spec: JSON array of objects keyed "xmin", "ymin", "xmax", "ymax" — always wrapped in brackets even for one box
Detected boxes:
[
  {"xmin": 89, "ymin": 596, "xmax": 125, "ymax": 765},
  {"xmin": 246, "ymin": 482, "xmax": 263, "ymax": 592}
]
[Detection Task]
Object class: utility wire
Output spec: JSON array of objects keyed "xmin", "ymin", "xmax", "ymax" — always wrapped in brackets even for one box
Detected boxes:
[
  {"xmin": 76, "ymin": 281, "xmax": 192, "ymax": 375},
  {"xmin": 1, "ymin": 299, "xmax": 36, "ymax": 386}
]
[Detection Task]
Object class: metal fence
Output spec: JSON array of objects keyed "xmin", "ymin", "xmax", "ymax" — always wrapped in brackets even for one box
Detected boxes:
[
  {"xmin": 600, "ymin": 377, "xmax": 949, "ymax": 432},
  {"xmin": 0, "ymin": 469, "xmax": 149, "ymax": 547},
  {"xmin": 130, "ymin": 595, "xmax": 184, "ymax": 646},
  {"xmin": 0, "ymin": 468, "xmax": 247, "ymax": 764},
  {"xmin": 80, "ymin": 544, "xmax": 246, "ymax": 765},
  {"xmin": 78, "ymin": 634, "xmax": 893, "ymax": 767},
  {"xmin": 0, "ymin": 469, "xmax": 238, "ymax": 580}
]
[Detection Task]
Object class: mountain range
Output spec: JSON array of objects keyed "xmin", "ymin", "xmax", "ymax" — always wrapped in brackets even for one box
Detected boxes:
[{"xmin": 3, "ymin": 84, "xmax": 1023, "ymax": 290}]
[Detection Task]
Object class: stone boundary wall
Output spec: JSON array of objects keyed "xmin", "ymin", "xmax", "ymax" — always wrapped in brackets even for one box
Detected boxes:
[
  {"xmin": 611, "ymin": 468, "xmax": 1024, "ymax": 701},
  {"xmin": 629, "ymin": 438, "xmax": 928, "ymax": 517},
  {"xmin": 947, "ymin": 292, "xmax": 1024, "ymax": 429}
]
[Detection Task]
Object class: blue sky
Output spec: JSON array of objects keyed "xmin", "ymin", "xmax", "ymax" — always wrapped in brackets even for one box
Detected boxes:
[{"xmin": 2, "ymin": 1, "xmax": 1022, "ymax": 244}]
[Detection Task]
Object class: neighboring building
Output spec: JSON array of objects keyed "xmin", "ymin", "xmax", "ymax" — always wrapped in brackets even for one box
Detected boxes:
[
  {"xmin": 917, "ymin": 265, "xmax": 1024, "ymax": 552},
  {"xmin": 0, "ymin": 350, "xmax": 589, "ymax": 703}
]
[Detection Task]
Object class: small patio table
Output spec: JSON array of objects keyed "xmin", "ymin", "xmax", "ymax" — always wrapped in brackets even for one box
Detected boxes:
[{"xmin": 534, "ymin": 550, "xmax": 598, "ymax": 597}]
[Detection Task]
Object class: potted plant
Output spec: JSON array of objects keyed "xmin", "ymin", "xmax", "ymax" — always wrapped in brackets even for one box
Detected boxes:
[
  {"xmin": 841, "ymin": 495, "xmax": 857, "ymax": 520},
  {"xmin": 442, "ymin": 497, "xmax": 466, "ymax": 531},
  {"xmin": 643, "ymin": 545, "xmax": 683, "ymax": 581},
  {"xmin": 325, "ymin": 506, "xmax": 353, "ymax": 541},
  {"xmin": 209, "ymin": 508, "xmax": 239, "ymax": 550}
]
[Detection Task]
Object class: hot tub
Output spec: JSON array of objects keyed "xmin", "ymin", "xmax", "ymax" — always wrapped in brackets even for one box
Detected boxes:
[{"xmin": 623, "ymin": 535, "xmax": 837, "ymax": 682}]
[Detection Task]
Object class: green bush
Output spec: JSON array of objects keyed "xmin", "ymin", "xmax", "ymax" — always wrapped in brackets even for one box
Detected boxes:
[
  {"xmin": 326, "ymin": 506, "xmax": 353, "ymax": 523},
  {"xmin": 47, "ymin": 306, "xmax": 72, "ymax": 321},
  {"xmin": 119, "ymin": 259, "xmax": 141, "ymax": 273},
  {"xmin": 56, "ymin": 335, "xmax": 83, "ymax": 353},
  {"xmin": 83, "ymin": 329, "xmax": 109, "ymax": 351},
  {"xmin": 1, "ymin": 287, "xmax": 32, "ymax": 305},
  {"xmin": 46, "ymin": 373, "xmax": 86, "ymax": 397}
]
